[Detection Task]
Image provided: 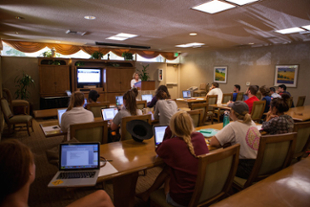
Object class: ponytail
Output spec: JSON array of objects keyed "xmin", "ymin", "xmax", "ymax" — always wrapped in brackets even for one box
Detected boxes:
[
  {"xmin": 233, "ymin": 109, "xmax": 252, "ymax": 124},
  {"xmin": 123, "ymin": 90, "xmax": 138, "ymax": 115}
]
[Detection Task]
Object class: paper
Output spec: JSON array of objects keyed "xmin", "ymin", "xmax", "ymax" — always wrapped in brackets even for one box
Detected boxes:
[
  {"xmin": 99, "ymin": 161, "xmax": 118, "ymax": 177},
  {"xmin": 196, "ymin": 98, "xmax": 204, "ymax": 100},
  {"xmin": 42, "ymin": 125, "xmax": 60, "ymax": 132},
  {"xmin": 176, "ymin": 98, "xmax": 184, "ymax": 100}
]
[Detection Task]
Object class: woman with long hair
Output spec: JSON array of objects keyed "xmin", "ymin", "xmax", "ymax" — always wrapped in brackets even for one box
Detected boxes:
[
  {"xmin": 147, "ymin": 85, "xmax": 171, "ymax": 108},
  {"xmin": 61, "ymin": 91, "xmax": 94, "ymax": 141},
  {"xmin": 154, "ymin": 89, "xmax": 178, "ymax": 125},
  {"xmin": 0, "ymin": 139, "xmax": 113, "ymax": 207},
  {"xmin": 210, "ymin": 101, "xmax": 261, "ymax": 179}
]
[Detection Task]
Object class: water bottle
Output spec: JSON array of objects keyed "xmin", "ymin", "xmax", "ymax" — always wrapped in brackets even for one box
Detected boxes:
[{"xmin": 223, "ymin": 111, "xmax": 230, "ymax": 127}]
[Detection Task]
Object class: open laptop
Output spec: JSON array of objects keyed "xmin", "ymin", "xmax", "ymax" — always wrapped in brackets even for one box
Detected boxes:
[
  {"xmin": 101, "ymin": 107, "xmax": 118, "ymax": 121},
  {"xmin": 48, "ymin": 142, "xmax": 100, "ymax": 188},
  {"xmin": 57, "ymin": 108, "xmax": 67, "ymax": 125},
  {"xmin": 115, "ymin": 96, "xmax": 123, "ymax": 106},
  {"xmin": 153, "ymin": 125, "xmax": 168, "ymax": 146},
  {"xmin": 142, "ymin": 94, "xmax": 153, "ymax": 103},
  {"xmin": 182, "ymin": 90, "xmax": 191, "ymax": 99}
]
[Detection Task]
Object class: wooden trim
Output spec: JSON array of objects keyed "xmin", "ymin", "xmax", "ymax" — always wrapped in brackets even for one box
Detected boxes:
[
  {"xmin": 250, "ymin": 100, "xmax": 266, "ymax": 122},
  {"xmin": 222, "ymin": 93, "xmax": 233, "ymax": 104},
  {"xmin": 187, "ymin": 109, "xmax": 203, "ymax": 127},
  {"xmin": 296, "ymin": 96, "xmax": 306, "ymax": 107},
  {"xmin": 136, "ymin": 100, "xmax": 147, "ymax": 109},
  {"xmin": 190, "ymin": 102, "xmax": 209, "ymax": 124}
]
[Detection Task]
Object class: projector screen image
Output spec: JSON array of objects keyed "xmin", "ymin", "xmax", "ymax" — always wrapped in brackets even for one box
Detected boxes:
[{"xmin": 77, "ymin": 69, "xmax": 101, "ymax": 83}]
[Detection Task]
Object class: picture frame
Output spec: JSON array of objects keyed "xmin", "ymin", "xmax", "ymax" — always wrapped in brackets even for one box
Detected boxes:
[
  {"xmin": 214, "ymin": 66, "xmax": 227, "ymax": 83},
  {"xmin": 274, "ymin": 65, "xmax": 298, "ymax": 87}
]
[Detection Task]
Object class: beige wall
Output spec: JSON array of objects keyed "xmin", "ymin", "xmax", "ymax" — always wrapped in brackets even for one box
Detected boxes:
[{"xmin": 182, "ymin": 42, "xmax": 310, "ymax": 105}]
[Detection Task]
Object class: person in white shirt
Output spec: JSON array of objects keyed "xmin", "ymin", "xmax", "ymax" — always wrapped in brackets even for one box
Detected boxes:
[
  {"xmin": 130, "ymin": 72, "xmax": 141, "ymax": 88},
  {"xmin": 269, "ymin": 87, "xmax": 281, "ymax": 99},
  {"xmin": 61, "ymin": 91, "xmax": 94, "ymax": 141},
  {"xmin": 206, "ymin": 82, "xmax": 223, "ymax": 104}
]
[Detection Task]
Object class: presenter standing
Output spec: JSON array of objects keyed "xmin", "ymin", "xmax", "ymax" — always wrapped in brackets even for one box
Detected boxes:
[{"xmin": 131, "ymin": 72, "xmax": 141, "ymax": 88}]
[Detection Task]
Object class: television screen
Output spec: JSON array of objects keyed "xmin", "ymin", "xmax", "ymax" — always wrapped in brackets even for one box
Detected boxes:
[{"xmin": 77, "ymin": 69, "xmax": 101, "ymax": 83}]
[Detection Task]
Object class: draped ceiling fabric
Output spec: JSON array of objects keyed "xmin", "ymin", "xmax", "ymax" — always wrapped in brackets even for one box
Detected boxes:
[{"xmin": 3, "ymin": 40, "xmax": 178, "ymax": 60}]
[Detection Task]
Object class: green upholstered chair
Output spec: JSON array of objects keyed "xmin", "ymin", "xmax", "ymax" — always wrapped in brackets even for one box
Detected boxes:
[
  {"xmin": 296, "ymin": 96, "xmax": 306, "ymax": 107},
  {"xmin": 250, "ymin": 100, "xmax": 266, "ymax": 122},
  {"xmin": 206, "ymin": 95, "xmax": 217, "ymax": 124},
  {"xmin": 121, "ymin": 114, "xmax": 152, "ymax": 141},
  {"xmin": 292, "ymin": 121, "xmax": 310, "ymax": 162},
  {"xmin": 222, "ymin": 93, "xmax": 233, "ymax": 104},
  {"xmin": 256, "ymin": 92, "xmax": 262, "ymax": 100},
  {"xmin": 86, "ymin": 102, "xmax": 110, "ymax": 118},
  {"xmin": 70, "ymin": 121, "xmax": 108, "ymax": 144},
  {"xmin": 190, "ymin": 102, "xmax": 208, "ymax": 124},
  {"xmin": 233, "ymin": 132, "xmax": 297, "ymax": 190},
  {"xmin": 187, "ymin": 109, "xmax": 203, "ymax": 127},
  {"xmin": 0, "ymin": 98, "xmax": 33, "ymax": 136},
  {"xmin": 136, "ymin": 100, "xmax": 147, "ymax": 110},
  {"xmin": 287, "ymin": 97, "xmax": 294, "ymax": 108},
  {"xmin": 236, "ymin": 92, "xmax": 244, "ymax": 101},
  {"xmin": 150, "ymin": 144, "xmax": 240, "ymax": 207},
  {"xmin": 193, "ymin": 83, "xmax": 208, "ymax": 97}
]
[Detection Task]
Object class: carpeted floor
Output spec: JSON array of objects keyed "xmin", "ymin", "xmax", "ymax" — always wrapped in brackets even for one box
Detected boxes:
[{"xmin": 1, "ymin": 119, "xmax": 162, "ymax": 207}]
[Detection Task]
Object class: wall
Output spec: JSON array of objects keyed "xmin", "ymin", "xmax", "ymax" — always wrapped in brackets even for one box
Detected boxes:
[
  {"xmin": 0, "ymin": 56, "xmax": 3, "ymax": 138},
  {"xmin": 182, "ymin": 42, "xmax": 310, "ymax": 105}
]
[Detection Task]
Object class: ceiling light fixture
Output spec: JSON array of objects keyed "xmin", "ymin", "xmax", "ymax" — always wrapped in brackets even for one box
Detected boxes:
[
  {"xmin": 275, "ymin": 27, "xmax": 305, "ymax": 34},
  {"xmin": 84, "ymin": 15, "xmax": 96, "ymax": 20},
  {"xmin": 106, "ymin": 33, "xmax": 138, "ymax": 41},
  {"xmin": 55, "ymin": 41, "xmax": 61, "ymax": 43},
  {"xmin": 225, "ymin": 0, "xmax": 259, "ymax": 6},
  {"xmin": 192, "ymin": 0, "xmax": 235, "ymax": 14},
  {"xmin": 189, "ymin": 33, "xmax": 197, "ymax": 36},
  {"xmin": 175, "ymin": 42, "xmax": 205, "ymax": 48},
  {"xmin": 301, "ymin": 25, "xmax": 310, "ymax": 30},
  {"xmin": 106, "ymin": 36, "xmax": 128, "ymax": 41}
]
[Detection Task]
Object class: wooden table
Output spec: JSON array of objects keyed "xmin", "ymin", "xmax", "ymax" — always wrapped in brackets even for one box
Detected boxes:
[
  {"xmin": 285, "ymin": 105, "xmax": 310, "ymax": 122},
  {"xmin": 212, "ymin": 157, "xmax": 310, "ymax": 207},
  {"xmin": 209, "ymin": 104, "xmax": 231, "ymax": 110},
  {"xmin": 175, "ymin": 97, "xmax": 206, "ymax": 108}
]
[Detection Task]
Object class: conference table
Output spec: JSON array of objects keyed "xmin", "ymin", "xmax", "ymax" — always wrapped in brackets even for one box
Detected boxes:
[
  {"xmin": 212, "ymin": 156, "xmax": 310, "ymax": 207},
  {"xmin": 175, "ymin": 97, "xmax": 206, "ymax": 108},
  {"xmin": 285, "ymin": 105, "xmax": 310, "ymax": 122},
  {"xmin": 209, "ymin": 103, "xmax": 231, "ymax": 110}
]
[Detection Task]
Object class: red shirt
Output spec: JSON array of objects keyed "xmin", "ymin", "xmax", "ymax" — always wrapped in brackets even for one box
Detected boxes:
[
  {"xmin": 156, "ymin": 127, "xmax": 209, "ymax": 206},
  {"xmin": 244, "ymin": 96, "xmax": 260, "ymax": 113}
]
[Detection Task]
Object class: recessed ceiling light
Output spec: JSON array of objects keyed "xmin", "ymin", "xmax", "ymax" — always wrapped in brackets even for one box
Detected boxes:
[
  {"xmin": 55, "ymin": 41, "xmax": 61, "ymax": 43},
  {"xmin": 301, "ymin": 25, "xmax": 310, "ymax": 30},
  {"xmin": 275, "ymin": 27, "xmax": 305, "ymax": 34},
  {"xmin": 15, "ymin": 16, "xmax": 24, "ymax": 20},
  {"xmin": 106, "ymin": 36, "xmax": 127, "ymax": 41},
  {"xmin": 192, "ymin": 0, "xmax": 235, "ymax": 14},
  {"xmin": 225, "ymin": 0, "xmax": 259, "ymax": 6},
  {"xmin": 115, "ymin": 33, "xmax": 138, "ymax": 38},
  {"xmin": 175, "ymin": 42, "xmax": 205, "ymax": 48},
  {"xmin": 84, "ymin": 15, "xmax": 96, "ymax": 20},
  {"xmin": 248, "ymin": 42, "xmax": 254, "ymax": 45},
  {"xmin": 189, "ymin": 33, "xmax": 197, "ymax": 36}
]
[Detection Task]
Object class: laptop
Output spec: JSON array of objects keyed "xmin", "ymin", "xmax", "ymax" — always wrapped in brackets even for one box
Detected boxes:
[
  {"xmin": 57, "ymin": 108, "xmax": 67, "ymax": 125},
  {"xmin": 153, "ymin": 125, "xmax": 168, "ymax": 146},
  {"xmin": 182, "ymin": 90, "xmax": 191, "ymax": 99},
  {"xmin": 115, "ymin": 96, "xmax": 123, "ymax": 106},
  {"xmin": 142, "ymin": 94, "xmax": 153, "ymax": 103},
  {"xmin": 101, "ymin": 107, "xmax": 118, "ymax": 121},
  {"xmin": 83, "ymin": 98, "xmax": 88, "ymax": 108},
  {"xmin": 48, "ymin": 142, "xmax": 100, "ymax": 188}
]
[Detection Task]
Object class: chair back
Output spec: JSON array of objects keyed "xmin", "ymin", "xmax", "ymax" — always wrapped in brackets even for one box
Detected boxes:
[
  {"xmin": 70, "ymin": 121, "xmax": 108, "ymax": 144},
  {"xmin": 187, "ymin": 109, "xmax": 203, "ymax": 127},
  {"xmin": 293, "ymin": 121, "xmax": 310, "ymax": 160},
  {"xmin": 206, "ymin": 95, "xmax": 217, "ymax": 110},
  {"xmin": 189, "ymin": 144, "xmax": 240, "ymax": 207},
  {"xmin": 136, "ymin": 100, "xmax": 147, "ymax": 110},
  {"xmin": 2, "ymin": 88, "xmax": 13, "ymax": 108},
  {"xmin": 86, "ymin": 102, "xmax": 110, "ymax": 118},
  {"xmin": 199, "ymin": 83, "xmax": 207, "ymax": 90},
  {"xmin": 190, "ymin": 103, "xmax": 208, "ymax": 123},
  {"xmin": 0, "ymin": 98, "xmax": 14, "ymax": 122},
  {"xmin": 222, "ymin": 93, "xmax": 233, "ymax": 104},
  {"xmin": 287, "ymin": 97, "xmax": 293, "ymax": 108},
  {"xmin": 243, "ymin": 132, "xmax": 296, "ymax": 188},
  {"xmin": 236, "ymin": 92, "xmax": 244, "ymax": 101},
  {"xmin": 250, "ymin": 100, "xmax": 266, "ymax": 122},
  {"xmin": 256, "ymin": 92, "xmax": 262, "ymax": 100},
  {"xmin": 296, "ymin": 96, "xmax": 306, "ymax": 107},
  {"xmin": 121, "ymin": 114, "xmax": 152, "ymax": 141}
]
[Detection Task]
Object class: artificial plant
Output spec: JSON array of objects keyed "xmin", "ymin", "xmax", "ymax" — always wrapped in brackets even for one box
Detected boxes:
[
  {"xmin": 122, "ymin": 52, "xmax": 133, "ymax": 60},
  {"xmin": 14, "ymin": 72, "xmax": 35, "ymax": 100},
  {"xmin": 90, "ymin": 51, "xmax": 103, "ymax": 59},
  {"xmin": 136, "ymin": 64, "xmax": 150, "ymax": 81}
]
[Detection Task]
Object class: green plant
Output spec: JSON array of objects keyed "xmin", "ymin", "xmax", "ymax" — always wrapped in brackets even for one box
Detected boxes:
[
  {"xmin": 90, "ymin": 51, "xmax": 103, "ymax": 59},
  {"xmin": 14, "ymin": 72, "xmax": 35, "ymax": 100},
  {"xmin": 42, "ymin": 50, "xmax": 52, "ymax": 58},
  {"xmin": 122, "ymin": 52, "xmax": 133, "ymax": 60},
  {"xmin": 136, "ymin": 64, "xmax": 150, "ymax": 81}
]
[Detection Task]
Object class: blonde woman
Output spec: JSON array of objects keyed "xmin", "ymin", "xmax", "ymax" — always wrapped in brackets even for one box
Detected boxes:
[
  {"xmin": 130, "ymin": 72, "xmax": 141, "ymax": 88},
  {"xmin": 61, "ymin": 91, "xmax": 94, "ymax": 141},
  {"xmin": 210, "ymin": 101, "xmax": 261, "ymax": 179}
]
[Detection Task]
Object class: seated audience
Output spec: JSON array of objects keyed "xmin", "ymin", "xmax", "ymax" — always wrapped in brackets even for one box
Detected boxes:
[
  {"xmin": 207, "ymin": 82, "xmax": 223, "ymax": 104},
  {"xmin": 0, "ymin": 139, "xmax": 114, "ymax": 207},
  {"xmin": 210, "ymin": 101, "xmax": 261, "ymax": 179},
  {"xmin": 130, "ymin": 72, "xmax": 141, "ymax": 88},
  {"xmin": 270, "ymin": 87, "xmax": 281, "ymax": 99},
  {"xmin": 262, "ymin": 94, "xmax": 294, "ymax": 134},
  {"xmin": 243, "ymin": 87, "xmax": 249, "ymax": 101},
  {"xmin": 154, "ymin": 90, "xmax": 178, "ymax": 125},
  {"xmin": 147, "ymin": 85, "xmax": 170, "ymax": 108},
  {"xmin": 61, "ymin": 91, "xmax": 94, "ymax": 141},
  {"xmin": 259, "ymin": 85, "xmax": 271, "ymax": 113},
  {"xmin": 232, "ymin": 84, "xmax": 241, "ymax": 102},
  {"xmin": 243, "ymin": 85, "xmax": 260, "ymax": 113},
  {"xmin": 88, "ymin": 90, "xmax": 100, "ymax": 103}
]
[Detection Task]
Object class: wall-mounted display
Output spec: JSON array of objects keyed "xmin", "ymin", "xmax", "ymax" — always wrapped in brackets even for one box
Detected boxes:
[
  {"xmin": 274, "ymin": 65, "xmax": 298, "ymax": 87},
  {"xmin": 214, "ymin": 66, "xmax": 227, "ymax": 83}
]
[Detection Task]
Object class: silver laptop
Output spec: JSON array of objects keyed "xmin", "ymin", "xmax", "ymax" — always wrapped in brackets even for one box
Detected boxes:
[
  {"xmin": 57, "ymin": 109, "xmax": 67, "ymax": 125},
  {"xmin": 115, "ymin": 96, "xmax": 123, "ymax": 106},
  {"xmin": 182, "ymin": 90, "xmax": 191, "ymax": 99},
  {"xmin": 153, "ymin": 125, "xmax": 168, "ymax": 146},
  {"xmin": 142, "ymin": 94, "xmax": 153, "ymax": 102},
  {"xmin": 48, "ymin": 142, "xmax": 100, "ymax": 188},
  {"xmin": 101, "ymin": 107, "xmax": 118, "ymax": 121}
]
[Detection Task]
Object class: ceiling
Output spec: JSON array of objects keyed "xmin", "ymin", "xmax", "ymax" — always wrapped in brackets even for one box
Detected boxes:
[{"xmin": 1, "ymin": 0, "xmax": 310, "ymax": 53}]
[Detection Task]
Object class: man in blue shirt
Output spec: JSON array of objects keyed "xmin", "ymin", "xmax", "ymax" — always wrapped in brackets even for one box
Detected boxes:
[{"xmin": 233, "ymin": 84, "xmax": 241, "ymax": 102}]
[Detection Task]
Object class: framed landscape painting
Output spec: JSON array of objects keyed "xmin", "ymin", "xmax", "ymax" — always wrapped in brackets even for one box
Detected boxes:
[
  {"xmin": 214, "ymin": 66, "xmax": 227, "ymax": 83},
  {"xmin": 274, "ymin": 65, "xmax": 298, "ymax": 87}
]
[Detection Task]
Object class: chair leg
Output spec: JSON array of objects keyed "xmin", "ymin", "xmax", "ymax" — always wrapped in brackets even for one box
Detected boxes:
[
  {"xmin": 27, "ymin": 122, "xmax": 30, "ymax": 136},
  {"xmin": 31, "ymin": 119, "xmax": 34, "ymax": 132}
]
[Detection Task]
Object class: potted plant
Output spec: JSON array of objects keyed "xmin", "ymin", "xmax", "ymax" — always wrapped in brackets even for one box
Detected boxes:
[
  {"xmin": 14, "ymin": 72, "xmax": 35, "ymax": 100},
  {"xmin": 136, "ymin": 64, "xmax": 150, "ymax": 81},
  {"xmin": 90, "ymin": 51, "xmax": 103, "ymax": 59},
  {"xmin": 122, "ymin": 52, "xmax": 133, "ymax": 61}
]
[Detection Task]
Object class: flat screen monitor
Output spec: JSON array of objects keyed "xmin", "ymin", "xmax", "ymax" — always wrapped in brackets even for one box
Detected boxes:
[
  {"xmin": 77, "ymin": 68, "xmax": 101, "ymax": 84},
  {"xmin": 115, "ymin": 96, "xmax": 123, "ymax": 106},
  {"xmin": 141, "ymin": 94, "xmax": 153, "ymax": 103},
  {"xmin": 182, "ymin": 90, "xmax": 191, "ymax": 98}
]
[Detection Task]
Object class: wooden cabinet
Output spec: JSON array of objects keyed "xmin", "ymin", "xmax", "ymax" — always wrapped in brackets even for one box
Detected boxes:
[
  {"xmin": 106, "ymin": 92, "xmax": 125, "ymax": 104},
  {"xmin": 106, "ymin": 68, "xmax": 135, "ymax": 92}
]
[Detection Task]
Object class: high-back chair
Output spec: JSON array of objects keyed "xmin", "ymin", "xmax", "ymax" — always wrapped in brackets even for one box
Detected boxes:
[
  {"xmin": 190, "ymin": 102, "xmax": 208, "ymax": 124},
  {"xmin": 296, "ymin": 96, "xmax": 306, "ymax": 107},
  {"xmin": 2, "ymin": 88, "xmax": 30, "ymax": 115},
  {"xmin": 293, "ymin": 121, "xmax": 310, "ymax": 161},
  {"xmin": 86, "ymin": 102, "xmax": 110, "ymax": 118},
  {"xmin": 150, "ymin": 144, "xmax": 240, "ymax": 207},
  {"xmin": 70, "ymin": 121, "xmax": 108, "ymax": 144},
  {"xmin": 287, "ymin": 97, "xmax": 294, "ymax": 108},
  {"xmin": 256, "ymin": 92, "xmax": 262, "ymax": 100},
  {"xmin": 121, "ymin": 114, "xmax": 152, "ymax": 141},
  {"xmin": 136, "ymin": 100, "xmax": 147, "ymax": 110},
  {"xmin": 236, "ymin": 92, "xmax": 244, "ymax": 101},
  {"xmin": 222, "ymin": 93, "xmax": 233, "ymax": 104},
  {"xmin": 233, "ymin": 132, "xmax": 297, "ymax": 190},
  {"xmin": 0, "ymin": 98, "xmax": 33, "ymax": 136},
  {"xmin": 187, "ymin": 109, "xmax": 203, "ymax": 127},
  {"xmin": 206, "ymin": 95, "xmax": 218, "ymax": 124},
  {"xmin": 193, "ymin": 83, "xmax": 207, "ymax": 97},
  {"xmin": 250, "ymin": 100, "xmax": 266, "ymax": 122}
]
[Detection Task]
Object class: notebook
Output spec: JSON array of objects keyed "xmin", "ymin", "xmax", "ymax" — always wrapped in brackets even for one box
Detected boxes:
[
  {"xmin": 48, "ymin": 142, "xmax": 100, "ymax": 188},
  {"xmin": 153, "ymin": 125, "xmax": 168, "ymax": 146},
  {"xmin": 101, "ymin": 107, "xmax": 118, "ymax": 121},
  {"xmin": 115, "ymin": 96, "xmax": 123, "ymax": 106},
  {"xmin": 182, "ymin": 90, "xmax": 191, "ymax": 99},
  {"xmin": 142, "ymin": 94, "xmax": 153, "ymax": 103},
  {"xmin": 57, "ymin": 109, "xmax": 67, "ymax": 125}
]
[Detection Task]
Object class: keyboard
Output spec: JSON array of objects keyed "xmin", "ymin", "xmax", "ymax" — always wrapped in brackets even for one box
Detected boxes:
[{"xmin": 57, "ymin": 171, "xmax": 96, "ymax": 179}]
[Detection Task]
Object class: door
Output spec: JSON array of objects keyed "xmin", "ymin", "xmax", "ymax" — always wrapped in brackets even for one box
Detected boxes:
[
  {"xmin": 106, "ymin": 68, "xmax": 121, "ymax": 92},
  {"xmin": 166, "ymin": 64, "xmax": 180, "ymax": 99}
]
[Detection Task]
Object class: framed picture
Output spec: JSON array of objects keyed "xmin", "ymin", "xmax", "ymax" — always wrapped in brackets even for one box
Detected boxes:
[
  {"xmin": 214, "ymin": 66, "xmax": 227, "ymax": 83},
  {"xmin": 274, "ymin": 65, "xmax": 298, "ymax": 87}
]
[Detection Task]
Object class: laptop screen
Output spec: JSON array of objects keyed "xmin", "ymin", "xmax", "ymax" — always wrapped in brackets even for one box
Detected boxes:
[
  {"xmin": 57, "ymin": 109, "xmax": 67, "ymax": 125},
  {"xmin": 59, "ymin": 143, "xmax": 100, "ymax": 170},
  {"xmin": 153, "ymin": 125, "xmax": 168, "ymax": 146},
  {"xmin": 115, "ymin": 96, "xmax": 123, "ymax": 106},
  {"xmin": 182, "ymin": 90, "xmax": 191, "ymax": 98},
  {"xmin": 142, "ymin": 94, "xmax": 153, "ymax": 103},
  {"xmin": 101, "ymin": 108, "xmax": 118, "ymax": 120}
]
